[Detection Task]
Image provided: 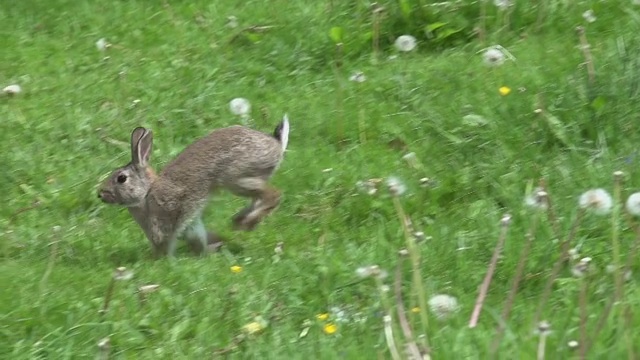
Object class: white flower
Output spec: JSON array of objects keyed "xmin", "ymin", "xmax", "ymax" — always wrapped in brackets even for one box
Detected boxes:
[
  {"xmin": 386, "ymin": 176, "xmax": 406, "ymax": 196},
  {"xmin": 568, "ymin": 247, "xmax": 581, "ymax": 260},
  {"xmin": 3, "ymin": 84, "xmax": 22, "ymax": 95},
  {"xmin": 428, "ymin": 294, "xmax": 459, "ymax": 320},
  {"xmin": 582, "ymin": 10, "xmax": 596, "ymax": 23},
  {"xmin": 578, "ymin": 188, "xmax": 612, "ymax": 215},
  {"xmin": 394, "ymin": 35, "xmax": 417, "ymax": 52},
  {"xmin": 96, "ymin": 38, "xmax": 109, "ymax": 51},
  {"xmin": 349, "ymin": 71, "xmax": 366, "ymax": 83},
  {"xmin": 568, "ymin": 340, "xmax": 579, "ymax": 349},
  {"xmin": 113, "ymin": 266, "xmax": 133, "ymax": 281},
  {"xmin": 626, "ymin": 192, "xmax": 640, "ymax": 216},
  {"xmin": 483, "ymin": 48, "xmax": 505, "ymax": 67},
  {"xmin": 524, "ymin": 187, "xmax": 548, "ymax": 210},
  {"xmin": 229, "ymin": 98, "xmax": 251, "ymax": 117},
  {"xmin": 494, "ymin": 0, "xmax": 512, "ymax": 10}
]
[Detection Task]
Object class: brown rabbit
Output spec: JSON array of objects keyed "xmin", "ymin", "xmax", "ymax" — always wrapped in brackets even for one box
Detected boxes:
[{"xmin": 98, "ymin": 116, "xmax": 290, "ymax": 257}]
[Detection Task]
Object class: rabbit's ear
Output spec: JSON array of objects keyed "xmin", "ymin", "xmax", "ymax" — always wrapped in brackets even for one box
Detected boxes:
[{"xmin": 130, "ymin": 127, "xmax": 153, "ymax": 167}]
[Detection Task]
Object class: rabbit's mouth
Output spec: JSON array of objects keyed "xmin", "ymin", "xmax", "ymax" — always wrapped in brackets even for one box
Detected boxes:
[{"xmin": 98, "ymin": 190, "xmax": 116, "ymax": 204}]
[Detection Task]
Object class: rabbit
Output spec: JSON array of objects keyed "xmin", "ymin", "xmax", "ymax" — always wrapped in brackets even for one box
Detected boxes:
[{"xmin": 98, "ymin": 115, "xmax": 290, "ymax": 257}]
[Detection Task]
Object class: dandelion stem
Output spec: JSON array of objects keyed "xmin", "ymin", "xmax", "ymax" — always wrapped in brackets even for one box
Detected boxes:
[
  {"xmin": 469, "ymin": 214, "xmax": 511, "ymax": 328},
  {"xmin": 100, "ymin": 277, "xmax": 116, "ymax": 317},
  {"xmin": 579, "ymin": 275, "xmax": 589, "ymax": 359},
  {"xmin": 539, "ymin": 179, "xmax": 562, "ymax": 240},
  {"xmin": 392, "ymin": 196, "xmax": 430, "ymax": 346},
  {"xmin": 537, "ymin": 333, "xmax": 548, "ymax": 360},
  {"xmin": 383, "ymin": 315, "xmax": 402, "ymax": 360},
  {"xmin": 395, "ymin": 251, "xmax": 428, "ymax": 359},
  {"xmin": 611, "ymin": 172, "xmax": 624, "ymax": 306},
  {"xmin": 533, "ymin": 208, "xmax": 585, "ymax": 326},
  {"xmin": 490, "ymin": 212, "xmax": 540, "ymax": 353},
  {"xmin": 576, "ymin": 26, "xmax": 595, "ymax": 85}
]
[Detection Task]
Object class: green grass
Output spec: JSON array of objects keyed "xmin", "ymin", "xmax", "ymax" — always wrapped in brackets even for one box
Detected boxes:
[{"xmin": 3, "ymin": 0, "xmax": 640, "ymax": 358}]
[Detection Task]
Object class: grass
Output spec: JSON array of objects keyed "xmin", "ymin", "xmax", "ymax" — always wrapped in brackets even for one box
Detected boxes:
[{"xmin": 3, "ymin": 0, "xmax": 640, "ymax": 358}]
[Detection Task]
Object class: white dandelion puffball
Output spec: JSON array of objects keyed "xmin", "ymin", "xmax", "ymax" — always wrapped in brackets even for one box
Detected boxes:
[
  {"xmin": 428, "ymin": 294, "xmax": 459, "ymax": 320},
  {"xmin": 626, "ymin": 192, "xmax": 640, "ymax": 216},
  {"xmin": 483, "ymin": 48, "xmax": 506, "ymax": 67},
  {"xmin": 3, "ymin": 84, "xmax": 22, "ymax": 95},
  {"xmin": 524, "ymin": 187, "xmax": 548, "ymax": 210},
  {"xmin": 96, "ymin": 38, "xmax": 109, "ymax": 51},
  {"xmin": 578, "ymin": 188, "xmax": 612, "ymax": 215},
  {"xmin": 349, "ymin": 71, "xmax": 366, "ymax": 83},
  {"xmin": 582, "ymin": 10, "xmax": 596, "ymax": 23},
  {"xmin": 394, "ymin": 35, "xmax": 417, "ymax": 52},
  {"xmin": 386, "ymin": 176, "xmax": 406, "ymax": 196},
  {"xmin": 229, "ymin": 98, "xmax": 251, "ymax": 116}
]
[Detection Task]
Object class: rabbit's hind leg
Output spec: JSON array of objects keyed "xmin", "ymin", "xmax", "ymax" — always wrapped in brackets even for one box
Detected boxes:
[{"xmin": 228, "ymin": 177, "xmax": 281, "ymax": 231}]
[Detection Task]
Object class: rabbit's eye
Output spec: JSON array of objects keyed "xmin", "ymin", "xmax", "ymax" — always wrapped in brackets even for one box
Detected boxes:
[{"xmin": 116, "ymin": 174, "xmax": 127, "ymax": 184}]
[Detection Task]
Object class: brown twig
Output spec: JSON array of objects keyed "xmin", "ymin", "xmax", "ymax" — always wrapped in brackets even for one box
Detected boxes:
[
  {"xmin": 490, "ymin": 212, "xmax": 540, "ymax": 353},
  {"xmin": 9, "ymin": 200, "xmax": 42, "ymax": 225},
  {"xmin": 469, "ymin": 214, "xmax": 512, "ymax": 328},
  {"xmin": 533, "ymin": 208, "xmax": 585, "ymax": 326}
]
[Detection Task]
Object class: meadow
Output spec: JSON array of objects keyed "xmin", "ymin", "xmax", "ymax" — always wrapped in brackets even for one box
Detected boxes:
[{"xmin": 3, "ymin": 0, "xmax": 640, "ymax": 358}]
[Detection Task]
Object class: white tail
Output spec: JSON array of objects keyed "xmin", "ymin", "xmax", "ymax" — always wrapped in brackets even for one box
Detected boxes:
[{"xmin": 280, "ymin": 114, "xmax": 290, "ymax": 152}]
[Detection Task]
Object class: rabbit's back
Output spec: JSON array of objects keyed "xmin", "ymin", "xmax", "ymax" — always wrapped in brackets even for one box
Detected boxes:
[{"xmin": 160, "ymin": 126, "xmax": 282, "ymax": 189}]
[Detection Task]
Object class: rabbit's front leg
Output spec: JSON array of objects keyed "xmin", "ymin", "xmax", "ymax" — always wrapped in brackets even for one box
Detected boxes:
[
  {"xmin": 149, "ymin": 216, "xmax": 179, "ymax": 257},
  {"xmin": 183, "ymin": 217, "xmax": 224, "ymax": 255}
]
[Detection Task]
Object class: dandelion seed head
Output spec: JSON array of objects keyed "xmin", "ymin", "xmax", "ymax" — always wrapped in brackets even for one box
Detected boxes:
[
  {"xmin": 483, "ymin": 48, "xmax": 506, "ymax": 67},
  {"xmin": 229, "ymin": 97, "xmax": 251, "ymax": 116},
  {"xmin": 386, "ymin": 176, "xmax": 406, "ymax": 196},
  {"xmin": 113, "ymin": 266, "xmax": 133, "ymax": 281},
  {"xmin": 524, "ymin": 187, "xmax": 548, "ymax": 210},
  {"xmin": 428, "ymin": 294, "xmax": 459, "ymax": 320},
  {"xmin": 356, "ymin": 179, "xmax": 379, "ymax": 195},
  {"xmin": 3, "ymin": 84, "xmax": 22, "ymax": 95},
  {"xmin": 394, "ymin": 35, "xmax": 417, "ymax": 52},
  {"xmin": 568, "ymin": 247, "xmax": 581, "ymax": 260},
  {"xmin": 536, "ymin": 320, "xmax": 551, "ymax": 335},
  {"xmin": 349, "ymin": 71, "xmax": 366, "ymax": 83},
  {"xmin": 227, "ymin": 16, "xmax": 239, "ymax": 29},
  {"xmin": 582, "ymin": 10, "xmax": 596, "ymax": 23},
  {"xmin": 96, "ymin": 38, "xmax": 109, "ymax": 51},
  {"xmin": 626, "ymin": 192, "xmax": 640, "ymax": 216},
  {"xmin": 97, "ymin": 337, "xmax": 110, "ymax": 351},
  {"xmin": 579, "ymin": 188, "xmax": 613, "ymax": 215},
  {"xmin": 571, "ymin": 258, "xmax": 591, "ymax": 278}
]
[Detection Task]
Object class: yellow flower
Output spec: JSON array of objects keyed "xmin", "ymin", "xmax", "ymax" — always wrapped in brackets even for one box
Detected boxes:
[
  {"xmin": 242, "ymin": 321, "xmax": 264, "ymax": 335},
  {"xmin": 323, "ymin": 323, "xmax": 337, "ymax": 335},
  {"xmin": 411, "ymin": 307, "xmax": 420, "ymax": 313},
  {"xmin": 316, "ymin": 313, "xmax": 329, "ymax": 321},
  {"xmin": 230, "ymin": 265, "xmax": 243, "ymax": 273},
  {"xmin": 499, "ymin": 86, "xmax": 511, "ymax": 96}
]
